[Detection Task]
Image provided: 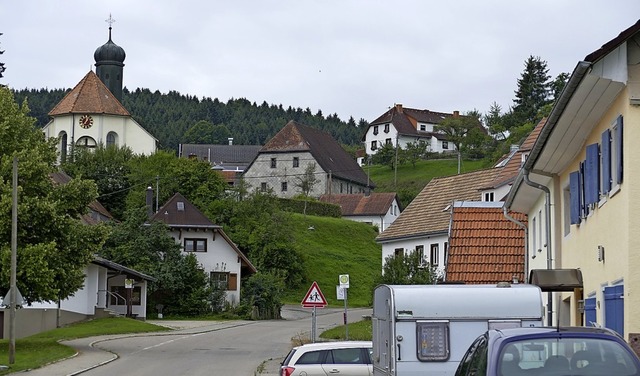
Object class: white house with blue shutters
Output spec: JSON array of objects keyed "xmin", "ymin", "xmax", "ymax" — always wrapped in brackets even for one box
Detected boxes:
[{"xmin": 505, "ymin": 20, "xmax": 640, "ymax": 344}]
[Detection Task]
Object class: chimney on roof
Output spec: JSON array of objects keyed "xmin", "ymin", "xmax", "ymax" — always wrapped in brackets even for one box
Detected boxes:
[
  {"xmin": 228, "ymin": 138, "xmax": 233, "ymax": 145},
  {"xmin": 395, "ymin": 104, "xmax": 403, "ymax": 113},
  {"xmin": 146, "ymin": 186, "xmax": 154, "ymax": 217},
  {"xmin": 453, "ymin": 110, "xmax": 460, "ymax": 118}
]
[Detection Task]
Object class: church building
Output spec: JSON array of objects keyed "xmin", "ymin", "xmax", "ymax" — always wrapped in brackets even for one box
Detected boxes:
[{"xmin": 42, "ymin": 21, "xmax": 157, "ymax": 159}]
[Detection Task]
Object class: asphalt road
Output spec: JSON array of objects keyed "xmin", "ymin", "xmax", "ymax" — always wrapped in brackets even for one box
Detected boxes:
[{"xmin": 18, "ymin": 305, "xmax": 371, "ymax": 376}]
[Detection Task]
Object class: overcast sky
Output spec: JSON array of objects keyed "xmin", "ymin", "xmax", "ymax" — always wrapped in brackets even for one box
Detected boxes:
[{"xmin": 2, "ymin": 1, "xmax": 639, "ymax": 123}]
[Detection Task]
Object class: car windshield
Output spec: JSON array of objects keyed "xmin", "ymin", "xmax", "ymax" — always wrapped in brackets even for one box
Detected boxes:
[{"xmin": 498, "ymin": 337, "xmax": 639, "ymax": 376}]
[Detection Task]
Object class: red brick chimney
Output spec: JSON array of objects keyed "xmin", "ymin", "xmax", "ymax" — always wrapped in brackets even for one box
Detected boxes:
[
  {"xmin": 453, "ymin": 110, "xmax": 460, "ymax": 118},
  {"xmin": 395, "ymin": 103, "xmax": 403, "ymax": 113}
]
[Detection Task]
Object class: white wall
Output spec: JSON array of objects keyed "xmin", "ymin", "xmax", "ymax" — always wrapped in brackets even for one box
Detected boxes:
[{"xmin": 380, "ymin": 233, "xmax": 448, "ymax": 276}]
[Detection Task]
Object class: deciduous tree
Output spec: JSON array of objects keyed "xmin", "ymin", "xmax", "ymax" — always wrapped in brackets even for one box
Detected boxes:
[{"xmin": 0, "ymin": 86, "xmax": 107, "ymax": 304}]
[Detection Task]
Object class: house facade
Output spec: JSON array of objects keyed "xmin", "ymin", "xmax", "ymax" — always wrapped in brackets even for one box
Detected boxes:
[
  {"xmin": 376, "ymin": 168, "xmax": 502, "ymax": 277},
  {"xmin": 149, "ymin": 193, "xmax": 256, "ymax": 306},
  {"xmin": 363, "ymin": 104, "xmax": 462, "ymax": 158},
  {"xmin": 318, "ymin": 192, "xmax": 401, "ymax": 233},
  {"xmin": 505, "ymin": 20, "xmax": 640, "ymax": 341},
  {"xmin": 42, "ymin": 26, "xmax": 157, "ymax": 159},
  {"xmin": 243, "ymin": 120, "xmax": 374, "ymax": 198}
]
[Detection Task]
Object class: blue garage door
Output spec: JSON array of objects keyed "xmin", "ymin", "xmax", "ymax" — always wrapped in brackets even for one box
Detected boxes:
[
  {"xmin": 584, "ymin": 297, "xmax": 596, "ymax": 327},
  {"xmin": 604, "ymin": 285, "xmax": 624, "ymax": 336}
]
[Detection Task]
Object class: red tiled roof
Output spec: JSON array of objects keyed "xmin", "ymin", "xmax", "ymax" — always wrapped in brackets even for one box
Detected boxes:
[
  {"xmin": 48, "ymin": 70, "xmax": 130, "ymax": 117},
  {"xmin": 445, "ymin": 203, "xmax": 527, "ymax": 284},
  {"xmin": 319, "ymin": 193, "xmax": 398, "ymax": 216},
  {"xmin": 377, "ymin": 168, "xmax": 502, "ymax": 241}
]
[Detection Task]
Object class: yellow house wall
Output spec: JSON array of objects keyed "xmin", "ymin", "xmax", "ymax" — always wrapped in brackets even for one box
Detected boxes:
[{"xmin": 558, "ymin": 91, "xmax": 640, "ymax": 338}]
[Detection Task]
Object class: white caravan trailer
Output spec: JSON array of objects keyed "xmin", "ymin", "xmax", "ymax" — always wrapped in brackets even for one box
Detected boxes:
[{"xmin": 372, "ymin": 283, "xmax": 543, "ymax": 376}]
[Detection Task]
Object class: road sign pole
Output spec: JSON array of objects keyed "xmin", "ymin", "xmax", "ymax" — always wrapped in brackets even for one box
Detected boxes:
[
  {"xmin": 312, "ymin": 306, "xmax": 317, "ymax": 343},
  {"xmin": 344, "ymin": 288, "xmax": 348, "ymax": 340}
]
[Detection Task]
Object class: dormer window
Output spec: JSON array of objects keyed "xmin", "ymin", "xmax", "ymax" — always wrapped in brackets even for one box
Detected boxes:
[
  {"xmin": 177, "ymin": 201, "xmax": 185, "ymax": 211},
  {"xmin": 420, "ymin": 124, "xmax": 427, "ymax": 131},
  {"xmin": 373, "ymin": 125, "xmax": 379, "ymax": 135}
]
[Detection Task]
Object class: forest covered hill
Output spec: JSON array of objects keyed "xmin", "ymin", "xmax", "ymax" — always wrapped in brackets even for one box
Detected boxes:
[{"xmin": 12, "ymin": 87, "xmax": 369, "ymax": 152}]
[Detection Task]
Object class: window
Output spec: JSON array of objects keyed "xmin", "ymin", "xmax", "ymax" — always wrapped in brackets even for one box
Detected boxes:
[
  {"xmin": 416, "ymin": 245, "xmax": 425, "ymax": 264},
  {"xmin": 76, "ymin": 136, "xmax": 97, "ymax": 149},
  {"xmin": 430, "ymin": 244, "xmax": 439, "ymax": 266},
  {"xmin": 328, "ymin": 348, "xmax": 368, "ymax": 364},
  {"xmin": 184, "ymin": 238, "xmax": 206, "ymax": 252},
  {"xmin": 59, "ymin": 132, "xmax": 68, "ymax": 163},
  {"xmin": 371, "ymin": 141, "xmax": 377, "ymax": 150},
  {"xmin": 281, "ymin": 181, "xmax": 288, "ymax": 191},
  {"xmin": 484, "ymin": 192, "xmax": 494, "ymax": 202},
  {"xmin": 373, "ymin": 125, "xmax": 379, "ymax": 135},
  {"xmin": 394, "ymin": 248, "xmax": 404, "ymax": 257},
  {"xmin": 340, "ymin": 183, "xmax": 344, "ymax": 193},
  {"xmin": 611, "ymin": 115, "xmax": 623, "ymax": 191},
  {"xmin": 420, "ymin": 124, "xmax": 427, "ymax": 131},
  {"xmin": 384, "ymin": 124, "xmax": 390, "ymax": 133},
  {"xmin": 211, "ymin": 271, "xmax": 237, "ymax": 290},
  {"xmin": 385, "ymin": 138, "xmax": 392, "ymax": 145},
  {"xmin": 532, "ymin": 216, "xmax": 537, "ymax": 257},
  {"xmin": 261, "ymin": 182, "xmax": 267, "ymax": 192},
  {"xmin": 270, "ymin": 158, "xmax": 277, "ymax": 168},
  {"xmin": 106, "ymin": 131, "xmax": 117, "ymax": 147},
  {"xmin": 442, "ymin": 141, "xmax": 449, "ymax": 149},
  {"xmin": 416, "ymin": 321, "xmax": 450, "ymax": 361},
  {"xmin": 293, "ymin": 157, "xmax": 299, "ymax": 168}
]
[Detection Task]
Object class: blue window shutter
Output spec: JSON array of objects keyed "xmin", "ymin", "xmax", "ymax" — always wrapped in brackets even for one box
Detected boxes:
[
  {"xmin": 601, "ymin": 129, "xmax": 611, "ymax": 194},
  {"xmin": 584, "ymin": 144, "xmax": 599, "ymax": 205},
  {"xmin": 570, "ymin": 171, "xmax": 581, "ymax": 225},
  {"xmin": 616, "ymin": 115, "xmax": 623, "ymax": 184},
  {"xmin": 584, "ymin": 297, "xmax": 597, "ymax": 326}
]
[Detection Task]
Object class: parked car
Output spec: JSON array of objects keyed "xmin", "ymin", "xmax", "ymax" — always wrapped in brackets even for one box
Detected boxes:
[
  {"xmin": 455, "ymin": 326, "xmax": 640, "ymax": 376},
  {"xmin": 279, "ymin": 341, "xmax": 373, "ymax": 376}
]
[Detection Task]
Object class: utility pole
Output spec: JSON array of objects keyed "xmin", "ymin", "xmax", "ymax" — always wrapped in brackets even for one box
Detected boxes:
[{"xmin": 9, "ymin": 156, "xmax": 18, "ymax": 364}]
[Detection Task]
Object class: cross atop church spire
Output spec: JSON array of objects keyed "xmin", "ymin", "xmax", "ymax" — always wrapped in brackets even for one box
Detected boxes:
[
  {"xmin": 105, "ymin": 14, "xmax": 115, "ymax": 40},
  {"xmin": 106, "ymin": 14, "xmax": 116, "ymax": 28}
]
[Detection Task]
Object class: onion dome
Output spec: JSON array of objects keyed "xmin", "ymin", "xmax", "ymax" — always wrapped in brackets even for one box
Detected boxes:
[{"xmin": 94, "ymin": 26, "xmax": 125, "ymax": 65}]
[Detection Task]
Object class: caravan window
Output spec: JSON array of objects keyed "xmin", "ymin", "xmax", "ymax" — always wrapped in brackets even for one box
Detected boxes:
[{"xmin": 416, "ymin": 321, "xmax": 450, "ymax": 361}]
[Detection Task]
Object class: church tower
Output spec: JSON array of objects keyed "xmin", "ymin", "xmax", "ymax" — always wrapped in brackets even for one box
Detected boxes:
[{"xmin": 94, "ymin": 15, "xmax": 125, "ymax": 102}]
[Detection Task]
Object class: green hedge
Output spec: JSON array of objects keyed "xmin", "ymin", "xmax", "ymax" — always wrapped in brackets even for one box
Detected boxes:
[{"xmin": 278, "ymin": 198, "xmax": 342, "ymax": 218}]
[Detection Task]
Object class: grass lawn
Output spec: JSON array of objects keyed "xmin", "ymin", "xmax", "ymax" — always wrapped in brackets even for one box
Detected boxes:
[{"xmin": 0, "ymin": 317, "xmax": 169, "ymax": 375}]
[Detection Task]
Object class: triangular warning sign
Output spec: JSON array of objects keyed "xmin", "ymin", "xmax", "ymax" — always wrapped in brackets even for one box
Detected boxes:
[{"xmin": 301, "ymin": 281, "xmax": 327, "ymax": 308}]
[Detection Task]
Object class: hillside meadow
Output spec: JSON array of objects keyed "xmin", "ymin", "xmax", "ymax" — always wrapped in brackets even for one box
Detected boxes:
[{"xmin": 282, "ymin": 213, "xmax": 381, "ymax": 307}]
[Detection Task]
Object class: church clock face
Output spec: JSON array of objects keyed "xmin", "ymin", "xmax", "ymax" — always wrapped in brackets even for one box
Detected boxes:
[{"xmin": 79, "ymin": 114, "xmax": 93, "ymax": 129}]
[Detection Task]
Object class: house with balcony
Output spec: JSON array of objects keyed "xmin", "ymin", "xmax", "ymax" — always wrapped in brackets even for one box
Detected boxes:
[{"xmin": 505, "ymin": 20, "xmax": 640, "ymax": 341}]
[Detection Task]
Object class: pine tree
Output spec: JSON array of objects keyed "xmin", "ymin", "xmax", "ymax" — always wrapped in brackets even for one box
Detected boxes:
[{"xmin": 512, "ymin": 55, "xmax": 551, "ymax": 125}]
